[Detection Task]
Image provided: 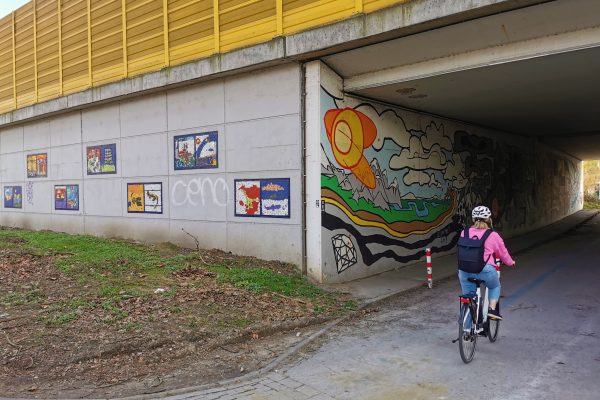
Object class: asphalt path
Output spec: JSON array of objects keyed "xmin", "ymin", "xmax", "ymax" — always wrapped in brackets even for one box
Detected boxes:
[{"xmin": 279, "ymin": 214, "xmax": 600, "ymax": 400}]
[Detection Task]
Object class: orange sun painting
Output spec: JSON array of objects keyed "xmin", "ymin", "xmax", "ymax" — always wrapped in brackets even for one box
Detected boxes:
[{"xmin": 324, "ymin": 108, "xmax": 377, "ymax": 189}]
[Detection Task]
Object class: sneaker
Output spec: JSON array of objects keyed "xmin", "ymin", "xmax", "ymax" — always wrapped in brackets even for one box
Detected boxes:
[{"xmin": 488, "ymin": 308, "xmax": 503, "ymax": 320}]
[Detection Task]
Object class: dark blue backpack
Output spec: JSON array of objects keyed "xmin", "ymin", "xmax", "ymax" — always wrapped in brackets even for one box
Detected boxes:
[{"xmin": 457, "ymin": 228, "xmax": 493, "ymax": 273}]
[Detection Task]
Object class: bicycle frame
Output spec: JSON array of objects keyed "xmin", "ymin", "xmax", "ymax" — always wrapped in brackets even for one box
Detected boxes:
[
  {"xmin": 460, "ymin": 283, "xmax": 490, "ymax": 333},
  {"xmin": 476, "ymin": 285, "xmax": 490, "ymax": 332}
]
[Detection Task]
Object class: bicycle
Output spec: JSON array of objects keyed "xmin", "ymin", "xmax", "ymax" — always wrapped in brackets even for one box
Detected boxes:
[{"xmin": 453, "ymin": 277, "xmax": 500, "ymax": 363}]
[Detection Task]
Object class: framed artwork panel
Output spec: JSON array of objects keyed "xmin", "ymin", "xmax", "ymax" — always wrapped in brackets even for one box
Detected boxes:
[
  {"xmin": 54, "ymin": 185, "xmax": 79, "ymax": 210},
  {"xmin": 27, "ymin": 153, "xmax": 48, "ymax": 178},
  {"xmin": 127, "ymin": 182, "xmax": 163, "ymax": 214},
  {"xmin": 4, "ymin": 186, "xmax": 22, "ymax": 209},
  {"xmin": 234, "ymin": 178, "xmax": 290, "ymax": 218},
  {"xmin": 174, "ymin": 132, "xmax": 218, "ymax": 170},
  {"xmin": 87, "ymin": 144, "xmax": 117, "ymax": 175}
]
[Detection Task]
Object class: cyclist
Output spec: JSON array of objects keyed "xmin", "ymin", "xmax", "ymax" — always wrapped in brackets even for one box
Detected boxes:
[{"xmin": 458, "ymin": 206, "xmax": 516, "ymax": 320}]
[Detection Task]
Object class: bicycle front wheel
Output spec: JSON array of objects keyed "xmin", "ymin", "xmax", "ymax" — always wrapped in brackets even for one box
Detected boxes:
[{"xmin": 459, "ymin": 303, "xmax": 477, "ymax": 363}]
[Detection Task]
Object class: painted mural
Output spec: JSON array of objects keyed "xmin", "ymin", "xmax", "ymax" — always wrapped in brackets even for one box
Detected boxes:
[{"xmin": 320, "ymin": 87, "xmax": 582, "ymax": 279}]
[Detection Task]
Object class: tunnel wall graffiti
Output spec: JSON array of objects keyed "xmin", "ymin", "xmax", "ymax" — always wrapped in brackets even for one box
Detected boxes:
[{"xmin": 320, "ymin": 78, "xmax": 582, "ymax": 282}]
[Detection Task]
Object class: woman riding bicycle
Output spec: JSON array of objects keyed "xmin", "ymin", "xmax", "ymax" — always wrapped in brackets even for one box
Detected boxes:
[{"xmin": 458, "ymin": 206, "xmax": 516, "ymax": 320}]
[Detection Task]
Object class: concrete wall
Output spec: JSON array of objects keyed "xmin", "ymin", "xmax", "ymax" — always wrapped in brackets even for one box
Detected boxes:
[
  {"xmin": 311, "ymin": 62, "xmax": 582, "ymax": 283},
  {"xmin": 0, "ymin": 64, "xmax": 303, "ymax": 265}
]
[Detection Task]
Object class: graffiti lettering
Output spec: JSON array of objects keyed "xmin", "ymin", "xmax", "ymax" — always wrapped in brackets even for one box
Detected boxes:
[
  {"xmin": 26, "ymin": 182, "xmax": 34, "ymax": 205},
  {"xmin": 172, "ymin": 177, "xmax": 228, "ymax": 207}
]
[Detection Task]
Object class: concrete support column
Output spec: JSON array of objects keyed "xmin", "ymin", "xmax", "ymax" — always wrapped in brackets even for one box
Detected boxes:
[
  {"xmin": 304, "ymin": 61, "xmax": 323, "ymax": 282},
  {"xmin": 304, "ymin": 61, "xmax": 345, "ymax": 283}
]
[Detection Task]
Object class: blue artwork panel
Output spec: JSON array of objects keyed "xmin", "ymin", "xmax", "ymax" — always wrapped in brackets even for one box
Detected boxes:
[
  {"xmin": 55, "ymin": 186, "xmax": 67, "ymax": 209},
  {"xmin": 261, "ymin": 179, "xmax": 290, "ymax": 217},
  {"xmin": 55, "ymin": 185, "xmax": 79, "ymax": 210},
  {"xmin": 66, "ymin": 185, "xmax": 79, "ymax": 210},
  {"xmin": 4, "ymin": 186, "xmax": 22, "ymax": 209},
  {"xmin": 174, "ymin": 132, "xmax": 218, "ymax": 170}
]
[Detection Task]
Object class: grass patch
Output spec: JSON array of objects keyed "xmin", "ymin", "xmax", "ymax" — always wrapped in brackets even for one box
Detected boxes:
[
  {"xmin": 2, "ymin": 292, "xmax": 25, "ymax": 306},
  {"xmin": 99, "ymin": 286, "xmax": 120, "ymax": 298},
  {"xmin": 122, "ymin": 322, "xmax": 142, "ymax": 332},
  {"xmin": 584, "ymin": 194, "xmax": 600, "ymax": 209},
  {"xmin": 0, "ymin": 228, "xmax": 347, "ymax": 314},
  {"xmin": 44, "ymin": 312, "xmax": 79, "ymax": 326},
  {"xmin": 68, "ymin": 297, "xmax": 89, "ymax": 309},
  {"xmin": 0, "ymin": 229, "xmax": 193, "ymax": 275},
  {"xmin": 209, "ymin": 265, "xmax": 323, "ymax": 298},
  {"xmin": 0, "ymin": 229, "xmax": 197, "ymax": 297},
  {"xmin": 101, "ymin": 300, "xmax": 128, "ymax": 320}
]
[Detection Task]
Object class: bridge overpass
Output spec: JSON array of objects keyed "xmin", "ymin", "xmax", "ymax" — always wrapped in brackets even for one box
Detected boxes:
[{"xmin": 0, "ymin": 0, "xmax": 597, "ymax": 283}]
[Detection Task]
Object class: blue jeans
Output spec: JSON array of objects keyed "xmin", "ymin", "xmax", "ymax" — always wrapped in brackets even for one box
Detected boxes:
[{"xmin": 458, "ymin": 264, "xmax": 501, "ymax": 302}]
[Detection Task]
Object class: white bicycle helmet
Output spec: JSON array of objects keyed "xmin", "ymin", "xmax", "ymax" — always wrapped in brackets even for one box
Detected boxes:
[{"xmin": 472, "ymin": 205, "xmax": 492, "ymax": 220}]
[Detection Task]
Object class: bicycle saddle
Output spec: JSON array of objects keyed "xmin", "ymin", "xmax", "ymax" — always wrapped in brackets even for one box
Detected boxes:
[{"xmin": 467, "ymin": 278, "xmax": 485, "ymax": 285}]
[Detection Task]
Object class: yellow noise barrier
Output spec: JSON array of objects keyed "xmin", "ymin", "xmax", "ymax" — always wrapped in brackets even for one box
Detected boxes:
[{"xmin": 0, "ymin": 0, "xmax": 408, "ymax": 114}]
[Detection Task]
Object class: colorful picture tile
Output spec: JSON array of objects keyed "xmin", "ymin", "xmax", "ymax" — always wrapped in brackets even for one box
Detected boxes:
[
  {"xmin": 55, "ymin": 186, "xmax": 66, "ymax": 210},
  {"xmin": 127, "ymin": 182, "xmax": 163, "ymax": 214},
  {"xmin": 235, "ymin": 180, "xmax": 261, "ymax": 216},
  {"xmin": 144, "ymin": 183, "xmax": 162, "ymax": 213},
  {"xmin": 27, "ymin": 153, "xmax": 48, "ymax": 178},
  {"xmin": 54, "ymin": 185, "xmax": 79, "ymax": 211},
  {"xmin": 127, "ymin": 184, "xmax": 145, "ymax": 213},
  {"xmin": 174, "ymin": 132, "xmax": 218, "ymax": 170},
  {"xmin": 87, "ymin": 144, "xmax": 117, "ymax": 174},
  {"xmin": 4, "ymin": 186, "xmax": 22, "ymax": 209},
  {"xmin": 261, "ymin": 179, "xmax": 290, "ymax": 217},
  {"xmin": 235, "ymin": 178, "xmax": 290, "ymax": 218}
]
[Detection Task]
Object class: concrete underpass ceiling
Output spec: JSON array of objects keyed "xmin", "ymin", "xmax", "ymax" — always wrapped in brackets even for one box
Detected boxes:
[
  {"xmin": 322, "ymin": 0, "xmax": 600, "ymax": 161},
  {"xmin": 344, "ymin": 47, "xmax": 600, "ymax": 161}
]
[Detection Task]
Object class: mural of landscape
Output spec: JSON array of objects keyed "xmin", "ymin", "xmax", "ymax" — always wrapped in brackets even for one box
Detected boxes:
[{"xmin": 320, "ymin": 87, "xmax": 582, "ymax": 280}]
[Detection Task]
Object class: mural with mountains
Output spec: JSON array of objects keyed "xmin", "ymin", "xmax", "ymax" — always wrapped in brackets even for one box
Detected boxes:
[{"xmin": 320, "ymin": 86, "xmax": 582, "ymax": 281}]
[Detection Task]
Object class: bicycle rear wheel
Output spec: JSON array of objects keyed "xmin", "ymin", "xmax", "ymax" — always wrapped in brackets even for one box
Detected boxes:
[
  {"xmin": 459, "ymin": 303, "xmax": 477, "ymax": 363},
  {"xmin": 487, "ymin": 302, "xmax": 500, "ymax": 342}
]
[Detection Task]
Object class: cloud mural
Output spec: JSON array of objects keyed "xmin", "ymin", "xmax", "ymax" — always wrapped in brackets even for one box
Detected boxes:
[
  {"xmin": 422, "ymin": 122, "xmax": 453, "ymax": 152},
  {"xmin": 402, "ymin": 170, "xmax": 442, "ymax": 188},
  {"xmin": 389, "ymin": 142, "xmax": 447, "ymax": 171}
]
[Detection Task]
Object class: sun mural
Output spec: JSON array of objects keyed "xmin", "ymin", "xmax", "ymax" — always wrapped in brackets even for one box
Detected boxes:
[{"xmin": 324, "ymin": 108, "xmax": 377, "ymax": 189}]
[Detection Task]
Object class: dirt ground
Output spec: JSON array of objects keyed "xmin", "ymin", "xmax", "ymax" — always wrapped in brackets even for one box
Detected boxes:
[{"xmin": 0, "ymin": 245, "xmax": 354, "ymax": 399}]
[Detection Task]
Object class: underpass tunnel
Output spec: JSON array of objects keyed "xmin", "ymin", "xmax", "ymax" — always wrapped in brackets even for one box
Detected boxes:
[{"xmin": 308, "ymin": 0, "xmax": 600, "ymax": 283}]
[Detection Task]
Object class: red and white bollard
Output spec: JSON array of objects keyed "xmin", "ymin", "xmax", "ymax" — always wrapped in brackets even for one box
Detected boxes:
[
  {"xmin": 495, "ymin": 257, "xmax": 501, "ymax": 279},
  {"xmin": 426, "ymin": 248, "xmax": 432, "ymax": 289}
]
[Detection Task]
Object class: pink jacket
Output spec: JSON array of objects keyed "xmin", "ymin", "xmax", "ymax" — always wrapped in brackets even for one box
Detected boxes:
[{"xmin": 462, "ymin": 228, "xmax": 515, "ymax": 266}]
